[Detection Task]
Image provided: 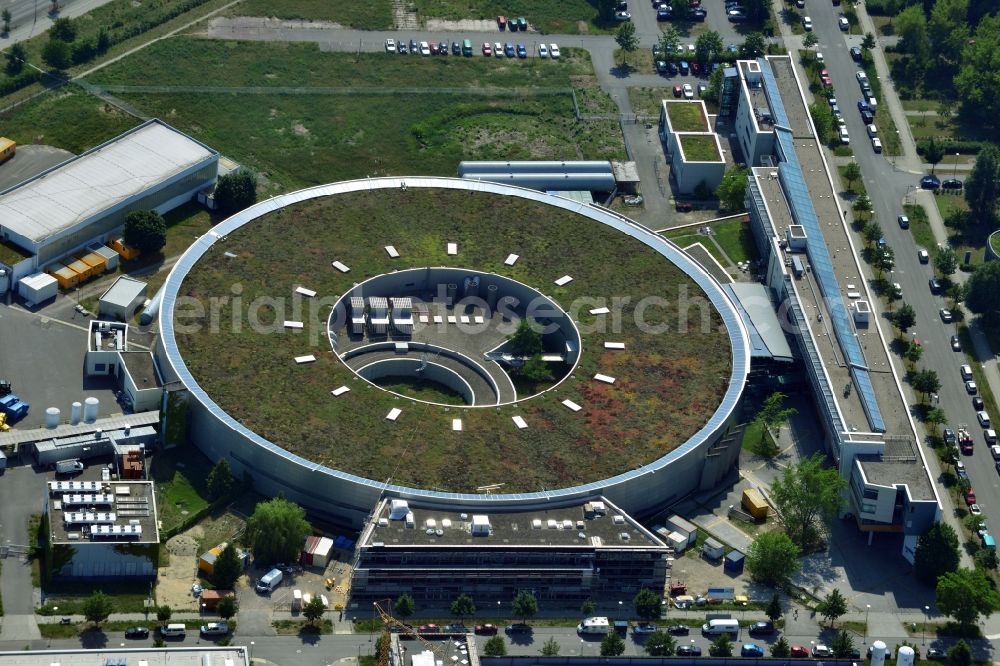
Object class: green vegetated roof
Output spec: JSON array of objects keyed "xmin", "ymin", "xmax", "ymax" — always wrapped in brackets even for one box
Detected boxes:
[
  {"xmin": 176, "ymin": 188, "xmax": 731, "ymax": 493},
  {"xmin": 679, "ymin": 134, "xmax": 722, "ymax": 162},
  {"xmin": 666, "ymin": 102, "xmax": 709, "ymax": 133},
  {"xmin": 991, "ymin": 231, "xmax": 1000, "ymax": 260},
  {"xmin": 0, "ymin": 239, "xmax": 32, "ymax": 267}
]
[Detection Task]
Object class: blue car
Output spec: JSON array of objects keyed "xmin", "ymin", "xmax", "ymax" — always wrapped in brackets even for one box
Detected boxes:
[
  {"xmin": 679, "ymin": 60, "xmax": 689, "ymax": 75},
  {"xmin": 504, "ymin": 42, "xmax": 515, "ymax": 57},
  {"xmin": 741, "ymin": 644, "xmax": 765, "ymax": 657},
  {"xmin": 516, "ymin": 43, "xmax": 527, "ymax": 58},
  {"xmin": 857, "ymin": 98, "xmax": 869, "ymax": 112}
]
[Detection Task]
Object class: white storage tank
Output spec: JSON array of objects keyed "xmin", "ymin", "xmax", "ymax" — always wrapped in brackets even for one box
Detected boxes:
[
  {"xmin": 45, "ymin": 407, "xmax": 60, "ymax": 428},
  {"xmin": 896, "ymin": 646, "xmax": 914, "ymax": 666},
  {"xmin": 83, "ymin": 397, "xmax": 99, "ymax": 423},
  {"xmin": 70, "ymin": 401, "xmax": 82, "ymax": 425},
  {"xmin": 870, "ymin": 641, "xmax": 888, "ymax": 666}
]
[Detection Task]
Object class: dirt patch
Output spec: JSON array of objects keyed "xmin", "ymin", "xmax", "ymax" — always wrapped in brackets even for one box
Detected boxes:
[
  {"xmin": 156, "ymin": 532, "xmax": 202, "ymax": 611},
  {"xmin": 424, "ymin": 18, "xmax": 496, "ymax": 32},
  {"xmin": 292, "ymin": 122, "xmax": 310, "ymax": 137},
  {"xmin": 577, "ymin": 20, "xmax": 589, "ymax": 33}
]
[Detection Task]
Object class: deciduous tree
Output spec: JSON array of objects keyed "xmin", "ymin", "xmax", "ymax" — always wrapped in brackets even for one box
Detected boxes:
[
  {"xmin": 303, "ymin": 597, "xmax": 326, "ymax": 624},
  {"xmin": 936, "ymin": 247, "xmax": 958, "ymax": 277},
  {"xmin": 217, "ymin": 595, "xmax": 238, "ymax": 621},
  {"xmin": 766, "ymin": 593, "xmax": 782, "ymax": 622},
  {"xmin": 741, "ymin": 32, "xmax": 767, "ymax": 58},
  {"xmin": 966, "ymin": 261, "xmax": 1000, "ymax": 322},
  {"xmin": 964, "ymin": 144, "xmax": 1000, "ymax": 223},
  {"xmin": 771, "ymin": 637, "xmax": 791, "ymax": 657},
  {"xmin": 512, "ymin": 591, "xmax": 538, "ymax": 622},
  {"xmin": 5, "ymin": 42, "xmax": 26, "ymax": 75},
  {"xmin": 541, "ymin": 638, "xmax": 561, "ymax": 656},
  {"xmin": 50, "ymin": 17, "xmax": 75, "ymax": 41},
  {"xmin": 709, "ymin": 633, "xmax": 733, "ymax": 657},
  {"xmin": 84, "ymin": 591, "xmax": 114, "ymax": 628},
  {"xmin": 695, "ymin": 30, "xmax": 724, "ymax": 65},
  {"xmin": 2, "ymin": 8, "xmax": 11, "ymax": 34},
  {"xmin": 156, "ymin": 605, "xmax": 172, "ymax": 623},
  {"xmin": 601, "ymin": 632, "xmax": 626, "ymax": 656},
  {"xmin": 615, "ymin": 21, "xmax": 638, "ymax": 65},
  {"xmin": 212, "ymin": 543, "xmax": 243, "ymax": 589},
  {"xmin": 645, "ymin": 631, "xmax": 676, "ymax": 656},
  {"xmin": 925, "ymin": 137, "xmax": 944, "ymax": 173},
  {"xmin": 715, "ymin": 166, "xmax": 748, "ymax": 212},
  {"xmin": 633, "ymin": 588, "xmax": 661, "ymax": 619},
  {"xmin": 818, "ymin": 589, "xmax": 847, "ymax": 627},
  {"xmin": 450, "ymin": 593, "xmax": 476, "ymax": 620},
  {"xmin": 947, "ymin": 640, "xmax": 972, "ymax": 666},
  {"xmin": 746, "ymin": 532, "xmax": 801, "ymax": 586},
  {"xmin": 893, "ymin": 303, "xmax": 916, "ymax": 333},
  {"xmin": 214, "ymin": 170, "xmax": 258, "ymax": 217},
  {"xmin": 754, "ymin": 392, "xmax": 796, "ymax": 447},
  {"xmin": 394, "ymin": 594, "xmax": 415, "ymax": 618},
  {"xmin": 769, "ymin": 453, "xmax": 846, "ymax": 551},
  {"xmin": 831, "ymin": 629, "xmax": 855, "ymax": 658},
  {"xmin": 912, "ymin": 369, "xmax": 941, "ymax": 401},
  {"xmin": 936, "ymin": 568, "xmax": 999, "ymax": 629},
  {"xmin": 484, "ymin": 636, "xmax": 507, "ymax": 656},
  {"xmin": 41, "ymin": 39, "xmax": 71, "ymax": 70},
  {"xmin": 803, "ymin": 32, "xmax": 818, "ymax": 48},
  {"xmin": 123, "ymin": 210, "xmax": 167, "ymax": 253},
  {"xmin": 863, "ymin": 220, "xmax": 883, "ymax": 247},
  {"xmin": 895, "ymin": 5, "xmax": 931, "ymax": 77},
  {"xmin": 928, "ymin": 0, "xmax": 969, "ymax": 64},
  {"xmin": 843, "ymin": 162, "xmax": 862, "ymax": 192},
  {"xmin": 207, "ymin": 458, "xmax": 235, "ymax": 500},
  {"xmin": 244, "ymin": 497, "xmax": 311, "ymax": 565}
]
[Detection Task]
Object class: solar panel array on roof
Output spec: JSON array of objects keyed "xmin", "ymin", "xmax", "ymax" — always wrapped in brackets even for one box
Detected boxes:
[{"xmin": 759, "ymin": 60, "xmax": 885, "ymax": 433}]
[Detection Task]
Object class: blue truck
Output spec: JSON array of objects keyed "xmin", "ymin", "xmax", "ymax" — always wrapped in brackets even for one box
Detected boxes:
[{"xmin": 0, "ymin": 393, "xmax": 30, "ymax": 422}]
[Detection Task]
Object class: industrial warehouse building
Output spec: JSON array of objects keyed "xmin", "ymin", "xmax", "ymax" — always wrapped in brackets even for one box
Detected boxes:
[
  {"xmin": 86, "ymin": 320, "xmax": 163, "ymax": 413},
  {"xmin": 350, "ymin": 498, "xmax": 670, "ymax": 605},
  {"xmin": 98, "ymin": 275, "xmax": 148, "ymax": 321},
  {"xmin": 0, "ymin": 119, "xmax": 218, "ymax": 288}
]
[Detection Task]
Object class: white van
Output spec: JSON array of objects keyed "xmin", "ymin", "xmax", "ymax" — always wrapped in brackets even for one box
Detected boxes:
[
  {"xmin": 255, "ymin": 568, "xmax": 283, "ymax": 594},
  {"xmin": 673, "ymin": 595, "xmax": 695, "ymax": 609},
  {"xmin": 702, "ymin": 619, "xmax": 739, "ymax": 636},
  {"xmin": 160, "ymin": 623, "xmax": 186, "ymax": 638},
  {"xmin": 577, "ymin": 617, "xmax": 611, "ymax": 634}
]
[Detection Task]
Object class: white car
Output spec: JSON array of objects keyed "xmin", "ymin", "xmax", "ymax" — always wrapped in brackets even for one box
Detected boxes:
[
  {"xmin": 892, "ymin": 282, "xmax": 902, "ymax": 297},
  {"xmin": 867, "ymin": 124, "xmax": 878, "ymax": 137},
  {"xmin": 839, "ymin": 15, "xmax": 849, "ymax": 30},
  {"xmin": 419, "ymin": 41, "xmax": 431, "ymax": 56},
  {"xmin": 991, "ymin": 444, "xmax": 1000, "ymax": 459},
  {"xmin": 986, "ymin": 428, "xmax": 997, "ymax": 444},
  {"xmin": 803, "ymin": 16, "xmax": 813, "ymax": 30},
  {"xmin": 682, "ymin": 83, "xmax": 694, "ymax": 99},
  {"xmin": 978, "ymin": 411, "xmax": 992, "ymax": 428},
  {"xmin": 538, "ymin": 43, "xmax": 548, "ymax": 58},
  {"xmin": 839, "ymin": 127, "xmax": 849, "ymax": 144},
  {"xmin": 967, "ymin": 380, "xmax": 978, "ymax": 394},
  {"xmin": 872, "ymin": 137, "xmax": 882, "ymax": 153},
  {"xmin": 816, "ymin": 52, "xmax": 824, "ymax": 62},
  {"xmin": 961, "ymin": 364, "xmax": 974, "ymax": 380},
  {"xmin": 857, "ymin": 70, "xmax": 868, "ymax": 84},
  {"xmin": 494, "ymin": 42, "xmax": 504, "ymax": 58},
  {"xmin": 970, "ymin": 504, "xmax": 983, "ymax": 516},
  {"xmin": 385, "ymin": 38, "xmax": 396, "ymax": 53},
  {"xmin": 550, "ymin": 44, "xmax": 561, "ymax": 58}
]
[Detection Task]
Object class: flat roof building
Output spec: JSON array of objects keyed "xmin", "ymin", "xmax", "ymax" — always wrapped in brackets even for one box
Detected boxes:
[
  {"xmin": 728, "ymin": 55, "xmax": 939, "ymax": 558},
  {"xmin": 99, "ymin": 275, "xmax": 148, "ymax": 321},
  {"xmin": 0, "ymin": 647, "xmax": 248, "ymax": 665},
  {"xmin": 45, "ymin": 479, "xmax": 159, "ymax": 579},
  {"xmin": 352, "ymin": 497, "xmax": 670, "ymax": 606},
  {"xmin": 0, "ymin": 119, "xmax": 218, "ymax": 282}
]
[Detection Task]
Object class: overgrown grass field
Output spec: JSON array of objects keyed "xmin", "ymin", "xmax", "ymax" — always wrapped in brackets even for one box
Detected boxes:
[{"xmin": 233, "ymin": 0, "xmax": 393, "ymax": 28}]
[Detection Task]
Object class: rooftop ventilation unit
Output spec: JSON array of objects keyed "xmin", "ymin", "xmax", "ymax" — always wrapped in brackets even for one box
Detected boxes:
[{"xmin": 471, "ymin": 515, "xmax": 491, "ymax": 536}]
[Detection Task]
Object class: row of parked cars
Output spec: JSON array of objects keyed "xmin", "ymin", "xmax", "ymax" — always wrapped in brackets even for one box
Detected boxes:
[
  {"xmin": 653, "ymin": 0, "xmax": 709, "ymax": 22},
  {"xmin": 385, "ymin": 38, "xmax": 560, "ymax": 59}
]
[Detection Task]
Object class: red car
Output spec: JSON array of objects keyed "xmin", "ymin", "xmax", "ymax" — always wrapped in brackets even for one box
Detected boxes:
[
  {"xmin": 691, "ymin": 61, "xmax": 701, "ymax": 75},
  {"xmin": 482, "ymin": 42, "xmax": 493, "ymax": 56},
  {"xmin": 498, "ymin": 15, "xmax": 507, "ymax": 29},
  {"xmin": 430, "ymin": 42, "xmax": 440, "ymax": 55},
  {"xmin": 475, "ymin": 624, "xmax": 499, "ymax": 635},
  {"xmin": 966, "ymin": 489, "xmax": 977, "ymax": 505},
  {"xmin": 418, "ymin": 624, "xmax": 439, "ymax": 633},
  {"xmin": 791, "ymin": 645, "xmax": 809, "ymax": 658},
  {"xmin": 673, "ymin": 84, "xmax": 683, "ymax": 97}
]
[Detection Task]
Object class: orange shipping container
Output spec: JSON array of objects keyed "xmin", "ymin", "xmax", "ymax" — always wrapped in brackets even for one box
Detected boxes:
[
  {"xmin": 48, "ymin": 263, "xmax": 80, "ymax": 289},
  {"xmin": 64, "ymin": 258, "xmax": 94, "ymax": 280},
  {"xmin": 110, "ymin": 238, "xmax": 141, "ymax": 261},
  {"xmin": 75, "ymin": 252, "xmax": 108, "ymax": 276}
]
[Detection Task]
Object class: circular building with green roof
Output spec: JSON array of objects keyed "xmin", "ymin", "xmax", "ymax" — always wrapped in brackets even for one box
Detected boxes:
[{"xmin": 155, "ymin": 177, "xmax": 749, "ymax": 527}]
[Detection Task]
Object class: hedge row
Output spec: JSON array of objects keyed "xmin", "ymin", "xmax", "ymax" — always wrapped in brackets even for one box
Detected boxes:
[{"xmin": 917, "ymin": 138, "xmax": 985, "ymax": 156}]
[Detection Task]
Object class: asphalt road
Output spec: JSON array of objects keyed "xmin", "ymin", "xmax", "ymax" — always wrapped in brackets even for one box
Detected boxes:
[{"xmin": 800, "ymin": 0, "xmax": 992, "ymax": 527}]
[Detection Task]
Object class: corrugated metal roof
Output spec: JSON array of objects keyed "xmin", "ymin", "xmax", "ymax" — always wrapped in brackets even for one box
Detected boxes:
[
  {"xmin": 0, "ymin": 120, "xmax": 216, "ymax": 245},
  {"xmin": 0, "ymin": 411, "xmax": 159, "ymax": 447}
]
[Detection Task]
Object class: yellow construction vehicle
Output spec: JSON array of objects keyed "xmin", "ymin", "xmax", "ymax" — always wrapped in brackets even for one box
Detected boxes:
[{"xmin": 0, "ymin": 413, "xmax": 9, "ymax": 432}]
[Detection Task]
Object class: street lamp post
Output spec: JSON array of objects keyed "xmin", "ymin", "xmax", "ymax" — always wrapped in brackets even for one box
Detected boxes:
[
  {"xmin": 581, "ymin": 639, "xmax": 586, "ymax": 657},
  {"xmin": 865, "ymin": 605, "xmax": 871, "ymax": 645},
  {"xmin": 250, "ymin": 641, "xmax": 255, "ymax": 663},
  {"xmin": 954, "ymin": 153, "xmax": 960, "ymax": 179},
  {"xmin": 923, "ymin": 606, "xmax": 929, "ymax": 645}
]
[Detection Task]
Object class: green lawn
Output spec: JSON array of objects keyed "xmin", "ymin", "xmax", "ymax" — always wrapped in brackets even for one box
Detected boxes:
[
  {"xmin": 875, "ymin": 107, "xmax": 901, "ymax": 157},
  {"xmin": 666, "ymin": 102, "xmax": 709, "ymax": 132},
  {"xmin": 410, "ymin": 0, "xmax": 618, "ymax": 34},
  {"xmin": 679, "ymin": 134, "xmax": 720, "ymax": 161},
  {"xmin": 79, "ymin": 40, "xmax": 623, "ymax": 191},
  {"xmin": 615, "ymin": 49, "xmax": 654, "ymax": 72},
  {"xmin": 903, "ymin": 203, "xmax": 938, "ymax": 259},
  {"xmin": 629, "ymin": 87, "xmax": 668, "ymax": 118},
  {"xmin": 150, "ymin": 446, "xmax": 216, "ymax": 533},
  {"xmin": 712, "ymin": 218, "xmax": 758, "ymax": 264},
  {"xmin": 901, "ymin": 100, "xmax": 940, "ymax": 112},
  {"xmin": 0, "ymin": 90, "xmax": 140, "ymax": 155},
  {"xmin": 233, "ymin": 0, "xmax": 393, "ymax": 28},
  {"xmin": 375, "ymin": 378, "xmax": 467, "ymax": 405},
  {"xmin": 0, "ymin": 240, "xmax": 32, "ymax": 267},
  {"xmin": 177, "ymin": 188, "xmax": 732, "ymax": 494},
  {"xmin": 272, "ymin": 619, "xmax": 334, "ymax": 635},
  {"xmin": 666, "ymin": 234, "xmax": 729, "ymax": 265}
]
